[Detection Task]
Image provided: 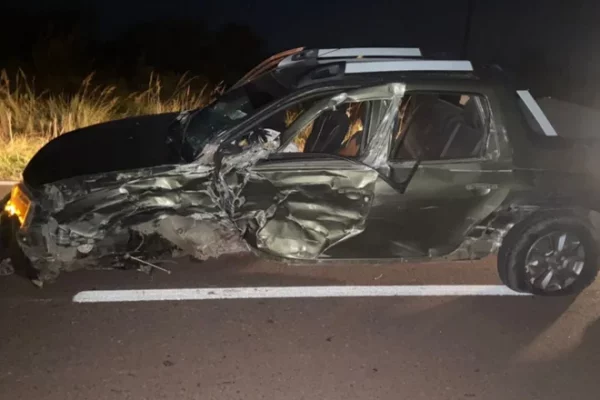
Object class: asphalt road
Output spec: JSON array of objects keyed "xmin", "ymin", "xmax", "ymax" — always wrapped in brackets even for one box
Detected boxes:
[
  {"xmin": 1, "ymin": 253, "xmax": 600, "ymax": 400},
  {"xmin": 2, "ymin": 183, "xmax": 600, "ymax": 399}
]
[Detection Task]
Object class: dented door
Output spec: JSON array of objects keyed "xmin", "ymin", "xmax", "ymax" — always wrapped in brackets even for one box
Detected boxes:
[
  {"xmin": 236, "ymin": 84, "xmax": 405, "ymax": 260},
  {"xmin": 242, "ymin": 157, "xmax": 379, "ymax": 259},
  {"xmin": 372, "ymin": 160, "xmax": 512, "ymax": 258}
]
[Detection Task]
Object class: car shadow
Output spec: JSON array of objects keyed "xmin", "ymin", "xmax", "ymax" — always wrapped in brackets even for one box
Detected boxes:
[{"xmin": 358, "ymin": 291, "xmax": 600, "ymax": 398}]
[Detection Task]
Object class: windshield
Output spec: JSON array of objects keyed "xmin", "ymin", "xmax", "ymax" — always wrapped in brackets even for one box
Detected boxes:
[{"xmin": 181, "ymin": 71, "xmax": 292, "ymax": 158}]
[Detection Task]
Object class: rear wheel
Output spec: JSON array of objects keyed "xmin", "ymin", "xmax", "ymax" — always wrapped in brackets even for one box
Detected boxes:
[{"xmin": 498, "ymin": 213, "xmax": 599, "ymax": 296}]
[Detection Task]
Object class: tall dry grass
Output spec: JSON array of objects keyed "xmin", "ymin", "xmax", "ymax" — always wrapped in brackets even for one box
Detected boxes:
[{"xmin": 0, "ymin": 70, "xmax": 218, "ymax": 180}]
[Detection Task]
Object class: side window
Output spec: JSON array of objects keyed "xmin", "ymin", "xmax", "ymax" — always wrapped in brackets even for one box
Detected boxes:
[
  {"xmin": 259, "ymin": 101, "xmax": 314, "ymax": 133},
  {"xmin": 390, "ymin": 92, "xmax": 489, "ymax": 161},
  {"xmin": 282, "ymin": 102, "xmax": 369, "ymax": 157},
  {"xmin": 223, "ymin": 99, "xmax": 321, "ymax": 154}
]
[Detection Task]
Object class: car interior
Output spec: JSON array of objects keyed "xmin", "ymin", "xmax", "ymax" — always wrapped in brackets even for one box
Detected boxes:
[
  {"xmin": 391, "ymin": 93, "xmax": 488, "ymax": 161},
  {"xmin": 291, "ymin": 102, "xmax": 368, "ymax": 157}
]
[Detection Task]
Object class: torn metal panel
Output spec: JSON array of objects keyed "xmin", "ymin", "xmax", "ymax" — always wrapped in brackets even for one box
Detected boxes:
[
  {"xmin": 148, "ymin": 216, "xmax": 248, "ymax": 260},
  {"xmin": 14, "ymin": 90, "xmax": 345, "ymax": 280},
  {"xmin": 362, "ymin": 83, "xmax": 405, "ymax": 171},
  {"xmin": 9, "ymin": 83, "xmax": 431, "ymax": 284},
  {"xmin": 18, "ymin": 165, "xmax": 226, "ymax": 280},
  {"xmin": 51, "ymin": 167, "xmax": 217, "ymax": 234},
  {"xmin": 245, "ymin": 164, "xmax": 379, "ymax": 259}
]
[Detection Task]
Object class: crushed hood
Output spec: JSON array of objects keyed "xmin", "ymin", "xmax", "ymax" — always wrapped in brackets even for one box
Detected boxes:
[{"xmin": 23, "ymin": 113, "xmax": 180, "ymax": 188}]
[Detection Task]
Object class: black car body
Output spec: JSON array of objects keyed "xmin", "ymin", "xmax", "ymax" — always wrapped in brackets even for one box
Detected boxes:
[{"xmin": 2, "ymin": 47, "xmax": 600, "ymax": 295}]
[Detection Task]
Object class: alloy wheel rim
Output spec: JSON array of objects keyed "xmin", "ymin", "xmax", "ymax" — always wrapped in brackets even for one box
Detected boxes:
[{"xmin": 525, "ymin": 231, "xmax": 585, "ymax": 292}]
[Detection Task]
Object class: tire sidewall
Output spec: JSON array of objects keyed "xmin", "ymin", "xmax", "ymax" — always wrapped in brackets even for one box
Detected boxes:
[{"xmin": 503, "ymin": 215, "xmax": 598, "ymax": 296}]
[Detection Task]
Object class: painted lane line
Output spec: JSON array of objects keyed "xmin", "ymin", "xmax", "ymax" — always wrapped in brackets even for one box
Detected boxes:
[{"xmin": 73, "ymin": 285, "xmax": 530, "ymax": 303}]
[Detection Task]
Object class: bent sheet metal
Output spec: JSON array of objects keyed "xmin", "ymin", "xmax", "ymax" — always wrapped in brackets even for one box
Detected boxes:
[{"xmin": 14, "ymin": 84, "xmax": 405, "ymax": 283}]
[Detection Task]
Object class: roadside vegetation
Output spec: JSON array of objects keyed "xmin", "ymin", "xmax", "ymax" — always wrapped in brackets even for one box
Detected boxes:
[{"xmin": 0, "ymin": 70, "xmax": 220, "ymax": 180}]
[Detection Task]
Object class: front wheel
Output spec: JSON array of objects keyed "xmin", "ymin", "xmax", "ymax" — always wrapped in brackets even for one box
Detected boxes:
[{"xmin": 498, "ymin": 213, "xmax": 599, "ymax": 296}]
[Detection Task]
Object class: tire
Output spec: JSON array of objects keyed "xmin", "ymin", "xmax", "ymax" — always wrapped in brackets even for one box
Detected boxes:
[{"xmin": 497, "ymin": 212, "xmax": 599, "ymax": 296}]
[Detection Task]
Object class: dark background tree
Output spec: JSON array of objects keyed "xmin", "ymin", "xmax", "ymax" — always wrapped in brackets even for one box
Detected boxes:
[
  {"xmin": 2, "ymin": 0, "xmax": 600, "ymax": 108},
  {"xmin": 0, "ymin": 6, "xmax": 264, "ymax": 94}
]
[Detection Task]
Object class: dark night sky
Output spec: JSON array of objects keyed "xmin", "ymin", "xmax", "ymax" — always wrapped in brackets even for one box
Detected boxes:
[
  {"xmin": 11, "ymin": 0, "xmax": 469, "ymax": 52},
  {"xmin": 6, "ymin": 0, "xmax": 600, "ymax": 102},
  {"xmin": 9, "ymin": 1, "xmax": 598, "ymax": 60},
  {"xmin": 92, "ymin": 0, "xmax": 467, "ymax": 51},
  {"xmin": 8, "ymin": 0, "xmax": 598, "ymax": 54}
]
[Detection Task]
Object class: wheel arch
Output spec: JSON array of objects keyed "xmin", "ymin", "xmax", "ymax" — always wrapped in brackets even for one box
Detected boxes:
[{"xmin": 497, "ymin": 205, "xmax": 599, "ymax": 295}]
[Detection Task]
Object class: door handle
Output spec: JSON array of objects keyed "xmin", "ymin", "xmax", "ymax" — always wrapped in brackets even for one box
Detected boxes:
[{"xmin": 465, "ymin": 183, "xmax": 496, "ymax": 195}]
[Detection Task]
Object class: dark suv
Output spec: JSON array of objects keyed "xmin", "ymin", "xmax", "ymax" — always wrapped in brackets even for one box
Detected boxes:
[{"xmin": 2, "ymin": 47, "xmax": 599, "ymax": 296}]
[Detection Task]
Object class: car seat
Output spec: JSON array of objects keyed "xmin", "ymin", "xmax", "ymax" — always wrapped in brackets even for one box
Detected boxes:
[{"xmin": 304, "ymin": 108, "xmax": 351, "ymax": 154}]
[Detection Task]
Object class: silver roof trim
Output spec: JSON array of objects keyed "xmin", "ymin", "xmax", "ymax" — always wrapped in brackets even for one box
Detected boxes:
[
  {"xmin": 345, "ymin": 60, "xmax": 474, "ymax": 74},
  {"xmin": 278, "ymin": 47, "xmax": 423, "ymax": 67},
  {"xmin": 317, "ymin": 48, "xmax": 422, "ymax": 58},
  {"xmin": 517, "ymin": 90, "xmax": 558, "ymax": 137}
]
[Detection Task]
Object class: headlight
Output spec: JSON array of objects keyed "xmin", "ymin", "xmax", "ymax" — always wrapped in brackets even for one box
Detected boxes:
[{"xmin": 4, "ymin": 185, "xmax": 31, "ymax": 226}]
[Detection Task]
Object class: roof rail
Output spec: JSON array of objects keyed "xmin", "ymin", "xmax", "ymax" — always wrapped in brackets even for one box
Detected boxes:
[
  {"xmin": 278, "ymin": 47, "xmax": 422, "ymax": 67},
  {"xmin": 345, "ymin": 60, "xmax": 474, "ymax": 74},
  {"xmin": 317, "ymin": 48, "xmax": 422, "ymax": 58}
]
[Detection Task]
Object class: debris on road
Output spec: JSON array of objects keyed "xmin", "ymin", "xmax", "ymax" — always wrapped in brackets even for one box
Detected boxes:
[
  {"xmin": 0, "ymin": 259, "xmax": 14, "ymax": 276},
  {"xmin": 125, "ymin": 254, "xmax": 172, "ymax": 275}
]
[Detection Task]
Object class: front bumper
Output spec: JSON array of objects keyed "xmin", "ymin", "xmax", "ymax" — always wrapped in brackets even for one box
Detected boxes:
[
  {"xmin": 0, "ymin": 186, "xmax": 64, "ymax": 284},
  {"xmin": 0, "ymin": 191, "xmax": 43, "ymax": 280},
  {"xmin": 1, "ymin": 184, "xmax": 50, "ymax": 263}
]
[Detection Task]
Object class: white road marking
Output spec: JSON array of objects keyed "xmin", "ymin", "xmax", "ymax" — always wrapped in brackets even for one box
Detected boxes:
[{"xmin": 73, "ymin": 285, "xmax": 530, "ymax": 303}]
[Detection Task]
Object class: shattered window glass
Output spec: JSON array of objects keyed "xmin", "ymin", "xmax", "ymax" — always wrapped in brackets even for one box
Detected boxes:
[
  {"xmin": 260, "ymin": 101, "xmax": 313, "ymax": 133},
  {"xmin": 183, "ymin": 71, "xmax": 293, "ymax": 157},
  {"xmin": 391, "ymin": 93, "xmax": 488, "ymax": 161},
  {"xmin": 219, "ymin": 98, "xmax": 326, "ymax": 157}
]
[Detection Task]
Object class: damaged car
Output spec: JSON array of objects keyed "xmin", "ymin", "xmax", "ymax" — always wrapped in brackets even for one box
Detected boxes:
[{"xmin": 1, "ymin": 47, "xmax": 600, "ymax": 296}]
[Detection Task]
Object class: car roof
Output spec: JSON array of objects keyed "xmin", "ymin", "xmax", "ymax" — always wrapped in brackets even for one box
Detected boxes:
[
  {"xmin": 234, "ymin": 47, "xmax": 499, "ymax": 90},
  {"xmin": 278, "ymin": 47, "xmax": 473, "ymax": 73}
]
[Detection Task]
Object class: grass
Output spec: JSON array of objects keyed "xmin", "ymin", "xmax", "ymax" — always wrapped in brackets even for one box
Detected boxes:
[
  {"xmin": 0, "ymin": 70, "xmax": 218, "ymax": 180},
  {"xmin": 0, "ymin": 136, "xmax": 48, "ymax": 180}
]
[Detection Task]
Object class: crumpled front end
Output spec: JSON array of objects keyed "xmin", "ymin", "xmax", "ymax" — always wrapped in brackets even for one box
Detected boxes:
[
  {"xmin": 13, "ymin": 83, "xmax": 405, "ymax": 284},
  {"xmin": 12, "ymin": 134, "xmax": 280, "ymax": 283}
]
